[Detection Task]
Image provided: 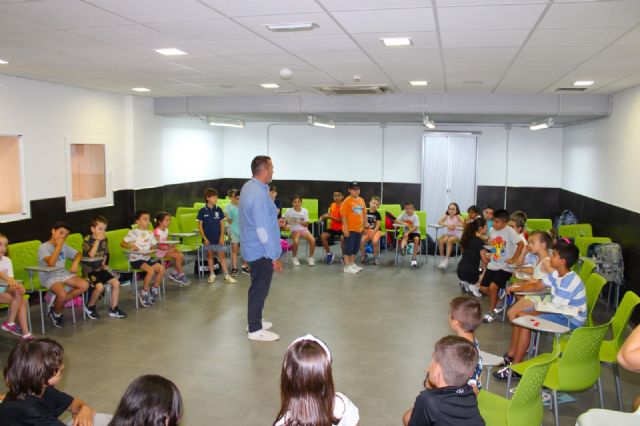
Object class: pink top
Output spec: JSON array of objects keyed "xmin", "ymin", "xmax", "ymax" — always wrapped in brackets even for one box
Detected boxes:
[
  {"xmin": 154, "ymin": 228, "xmax": 170, "ymax": 258},
  {"xmin": 444, "ymin": 215, "xmax": 463, "ymax": 237}
]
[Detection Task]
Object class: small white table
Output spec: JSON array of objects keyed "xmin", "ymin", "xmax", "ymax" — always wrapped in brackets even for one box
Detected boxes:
[
  {"xmin": 24, "ymin": 265, "xmax": 63, "ymax": 291},
  {"xmin": 512, "ymin": 314, "xmax": 570, "ymax": 358},
  {"xmin": 428, "ymin": 224, "xmax": 444, "ymax": 267},
  {"xmin": 479, "ymin": 350, "xmax": 504, "ymax": 391}
]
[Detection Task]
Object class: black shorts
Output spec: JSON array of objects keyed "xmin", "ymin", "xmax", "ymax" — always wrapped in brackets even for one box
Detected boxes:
[
  {"xmin": 326, "ymin": 229, "xmax": 343, "ymax": 238},
  {"xmin": 405, "ymin": 232, "xmax": 420, "ymax": 241},
  {"xmin": 344, "ymin": 232, "xmax": 362, "ymax": 256},
  {"xmin": 480, "ymin": 269, "xmax": 512, "ymax": 289},
  {"xmin": 130, "ymin": 259, "xmax": 156, "ymax": 270},
  {"xmin": 457, "ymin": 266, "xmax": 481, "ymax": 284},
  {"xmin": 87, "ymin": 270, "xmax": 115, "ymax": 287}
]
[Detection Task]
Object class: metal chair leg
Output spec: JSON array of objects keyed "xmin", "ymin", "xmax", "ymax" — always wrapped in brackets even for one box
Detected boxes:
[
  {"xmin": 613, "ymin": 363, "xmax": 624, "ymax": 411},
  {"xmin": 552, "ymin": 390, "xmax": 560, "ymax": 426},
  {"xmin": 39, "ymin": 292, "xmax": 46, "ymax": 334}
]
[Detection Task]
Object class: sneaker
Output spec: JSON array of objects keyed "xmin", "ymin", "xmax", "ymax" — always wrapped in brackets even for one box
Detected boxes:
[
  {"xmin": 246, "ymin": 320, "xmax": 273, "ymax": 331},
  {"xmin": 468, "ymin": 284, "xmax": 482, "ymax": 297},
  {"xmin": 292, "ymin": 257, "xmax": 300, "ymax": 266},
  {"xmin": 150, "ymin": 288, "xmax": 160, "ymax": 304},
  {"xmin": 108, "ymin": 306, "xmax": 127, "ymax": 318},
  {"xmin": 248, "ymin": 329, "xmax": 280, "ymax": 342},
  {"xmin": 459, "ymin": 281, "xmax": 470, "ymax": 292},
  {"xmin": 138, "ymin": 291, "xmax": 151, "ymax": 308},
  {"xmin": 84, "ymin": 305, "xmax": 100, "ymax": 320},
  {"xmin": 241, "ymin": 266, "xmax": 251, "ymax": 274},
  {"xmin": 230, "ymin": 268, "xmax": 238, "ymax": 278},
  {"xmin": 492, "ymin": 365, "xmax": 513, "ymax": 381},
  {"xmin": 438, "ymin": 258, "xmax": 449, "ymax": 269},
  {"xmin": 500, "ymin": 353, "xmax": 514, "ymax": 367},
  {"xmin": 21, "ymin": 333, "xmax": 34, "ymax": 341},
  {"xmin": 482, "ymin": 313, "xmax": 495, "ymax": 323},
  {"xmin": 179, "ymin": 274, "xmax": 191, "ymax": 285},
  {"xmin": 208, "ymin": 274, "xmax": 216, "ymax": 283},
  {"xmin": 348, "ymin": 264, "xmax": 361, "ymax": 274},
  {"xmin": 373, "ymin": 257, "xmax": 379, "ymax": 266},
  {"xmin": 307, "ymin": 257, "xmax": 315, "ymax": 266},
  {"xmin": 360, "ymin": 254, "xmax": 367, "ymax": 264},
  {"xmin": 326, "ymin": 253, "xmax": 334, "ymax": 265},
  {"xmin": 411, "ymin": 259, "xmax": 418, "ymax": 268},
  {"xmin": 224, "ymin": 274, "xmax": 237, "ymax": 284},
  {"xmin": 168, "ymin": 271, "xmax": 182, "ymax": 283},
  {"xmin": 493, "ymin": 305, "xmax": 505, "ymax": 315},
  {"xmin": 340, "ymin": 256, "xmax": 344, "ymax": 264},
  {"xmin": 48, "ymin": 307, "xmax": 64, "ymax": 328},
  {"xmin": 1, "ymin": 322, "xmax": 21, "ymax": 336},
  {"xmin": 344, "ymin": 265, "xmax": 351, "ymax": 273}
]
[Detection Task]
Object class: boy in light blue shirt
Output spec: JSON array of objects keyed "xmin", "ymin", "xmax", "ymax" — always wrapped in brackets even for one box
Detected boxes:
[{"xmin": 225, "ymin": 188, "xmax": 249, "ymax": 277}]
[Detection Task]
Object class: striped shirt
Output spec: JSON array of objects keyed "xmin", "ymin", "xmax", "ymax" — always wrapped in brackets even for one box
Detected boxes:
[
  {"xmin": 542, "ymin": 270, "xmax": 587, "ymax": 327},
  {"xmin": 469, "ymin": 338, "xmax": 483, "ymax": 389}
]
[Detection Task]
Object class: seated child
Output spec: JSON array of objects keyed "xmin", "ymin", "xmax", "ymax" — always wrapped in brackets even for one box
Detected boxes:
[
  {"xmin": 493, "ymin": 241, "xmax": 587, "ymax": 379},
  {"xmin": 319, "ymin": 189, "xmax": 345, "ymax": 265},
  {"xmin": 269, "ymin": 184, "xmax": 283, "ymax": 219},
  {"xmin": 38, "ymin": 221, "xmax": 89, "ymax": 328},
  {"xmin": 108, "ymin": 375, "xmax": 183, "ymax": 426},
  {"xmin": 402, "ymin": 335, "xmax": 485, "ymax": 426},
  {"xmin": 121, "ymin": 210, "xmax": 165, "ymax": 308},
  {"xmin": 197, "ymin": 188, "xmax": 236, "ymax": 284},
  {"xmin": 396, "ymin": 201, "xmax": 421, "ymax": 268},
  {"xmin": 0, "ymin": 338, "xmax": 96, "ymax": 425},
  {"xmin": 283, "ymin": 195, "xmax": 316, "ymax": 266},
  {"xmin": 274, "ymin": 334, "xmax": 359, "ymax": 426},
  {"xmin": 437, "ymin": 203, "xmax": 464, "ymax": 269},
  {"xmin": 482, "ymin": 205, "xmax": 494, "ymax": 233},
  {"xmin": 458, "ymin": 218, "xmax": 488, "ymax": 297},
  {"xmin": 225, "ymin": 189, "xmax": 250, "ymax": 277},
  {"xmin": 479, "ymin": 209, "xmax": 524, "ymax": 323},
  {"xmin": 154, "ymin": 212, "xmax": 189, "ymax": 285},
  {"xmin": 466, "ymin": 205, "xmax": 480, "ymax": 224},
  {"xmin": 82, "ymin": 215, "xmax": 127, "ymax": 319},
  {"xmin": 449, "ymin": 296, "xmax": 484, "ymax": 391},
  {"xmin": 0, "ymin": 233, "xmax": 33, "ymax": 340},
  {"xmin": 360, "ymin": 195, "xmax": 382, "ymax": 265}
]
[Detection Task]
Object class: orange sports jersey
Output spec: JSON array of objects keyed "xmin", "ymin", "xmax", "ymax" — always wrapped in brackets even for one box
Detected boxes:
[
  {"xmin": 329, "ymin": 202, "xmax": 342, "ymax": 231},
  {"xmin": 340, "ymin": 196, "xmax": 366, "ymax": 232}
]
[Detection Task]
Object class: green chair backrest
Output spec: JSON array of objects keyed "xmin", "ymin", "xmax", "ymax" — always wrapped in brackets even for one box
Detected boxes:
[
  {"xmin": 193, "ymin": 202, "xmax": 205, "ymax": 209},
  {"xmin": 7, "ymin": 240, "xmax": 41, "ymax": 285},
  {"xmin": 558, "ymin": 224, "xmax": 593, "ymax": 238},
  {"xmin": 176, "ymin": 207, "xmax": 198, "ymax": 218},
  {"xmin": 301, "ymin": 198, "xmax": 319, "ymax": 222},
  {"xmin": 379, "ymin": 204, "xmax": 401, "ymax": 218},
  {"xmin": 167, "ymin": 215, "xmax": 181, "ymax": 234},
  {"xmin": 578, "ymin": 259, "xmax": 597, "ymax": 284},
  {"xmin": 585, "ymin": 273, "xmax": 608, "ymax": 326},
  {"xmin": 557, "ymin": 323, "xmax": 609, "ymax": 390},
  {"xmin": 217, "ymin": 199, "xmax": 230, "ymax": 211},
  {"xmin": 610, "ymin": 291, "xmax": 640, "ymax": 350},
  {"xmin": 105, "ymin": 229, "xmax": 131, "ymax": 271},
  {"xmin": 525, "ymin": 219, "xmax": 553, "ymax": 233},
  {"xmin": 575, "ymin": 236, "xmax": 612, "ymax": 257},
  {"xmin": 179, "ymin": 213, "xmax": 201, "ymax": 246},
  {"xmin": 377, "ymin": 209, "xmax": 386, "ymax": 232},
  {"xmin": 507, "ymin": 353, "xmax": 558, "ymax": 426},
  {"xmin": 416, "ymin": 210, "xmax": 427, "ymax": 238}
]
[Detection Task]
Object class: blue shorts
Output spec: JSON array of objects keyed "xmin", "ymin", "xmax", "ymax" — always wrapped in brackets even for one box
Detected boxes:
[
  {"xmin": 203, "ymin": 244, "xmax": 225, "ymax": 252},
  {"xmin": 537, "ymin": 312, "xmax": 581, "ymax": 330}
]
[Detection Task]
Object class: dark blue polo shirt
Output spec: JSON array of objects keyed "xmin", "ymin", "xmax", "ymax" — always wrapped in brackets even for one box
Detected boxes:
[{"xmin": 197, "ymin": 204, "xmax": 225, "ymax": 243}]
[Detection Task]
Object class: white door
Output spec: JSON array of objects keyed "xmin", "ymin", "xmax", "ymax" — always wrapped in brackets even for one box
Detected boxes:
[{"xmin": 421, "ymin": 133, "xmax": 477, "ymax": 239}]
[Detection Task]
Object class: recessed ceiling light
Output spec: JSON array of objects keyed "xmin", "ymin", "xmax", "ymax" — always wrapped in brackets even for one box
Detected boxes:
[
  {"xmin": 380, "ymin": 37, "xmax": 413, "ymax": 47},
  {"xmin": 131, "ymin": 87, "xmax": 150, "ymax": 92},
  {"xmin": 0, "ymin": 59, "xmax": 8, "ymax": 65},
  {"xmin": 573, "ymin": 80, "xmax": 595, "ymax": 87},
  {"xmin": 154, "ymin": 48, "xmax": 187, "ymax": 56},
  {"xmin": 410, "ymin": 80, "xmax": 428, "ymax": 86},
  {"xmin": 261, "ymin": 83, "xmax": 279, "ymax": 89},
  {"xmin": 266, "ymin": 22, "xmax": 317, "ymax": 32}
]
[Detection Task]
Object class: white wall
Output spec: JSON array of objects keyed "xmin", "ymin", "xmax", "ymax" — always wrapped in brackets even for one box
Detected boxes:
[
  {"xmin": 563, "ymin": 85, "xmax": 640, "ymax": 213},
  {"xmin": 223, "ymin": 122, "xmax": 563, "ymax": 188}
]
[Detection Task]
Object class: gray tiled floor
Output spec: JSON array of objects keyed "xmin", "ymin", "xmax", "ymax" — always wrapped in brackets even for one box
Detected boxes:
[{"xmin": 1, "ymin": 253, "xmax": 639, "ymax": 425}]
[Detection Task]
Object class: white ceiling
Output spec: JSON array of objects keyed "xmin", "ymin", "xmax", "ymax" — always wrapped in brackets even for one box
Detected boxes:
[{"xmin": 0, "ymin": 0, "xmax": 639, "ymax": 97}]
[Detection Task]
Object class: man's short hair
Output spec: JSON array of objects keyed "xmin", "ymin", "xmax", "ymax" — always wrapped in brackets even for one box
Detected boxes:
[
  {"xmin": 251, "ymin": 155, "xmax": 271, "ymax": 176},
  {"xmin": 449, "ymin": 296, "xmax": 482, "ymax": 332},
  {"xmin": 433, "ymin": 336, "xmax": 478, "ymax": 387},
  {"xmin": 493, "ymin": 209, "xmax": 510, "ymax": 221},
  {"xmin": 554, "ymin": 240, "xmax": 579, "ymax": 268}
]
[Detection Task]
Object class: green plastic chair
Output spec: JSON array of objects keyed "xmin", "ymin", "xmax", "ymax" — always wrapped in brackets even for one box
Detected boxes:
[
  {"xmin": 175, "ymin": 207, "xmax": 198, "ymax": 219},
  {"xmin": 525, "ymin": 218, "xmax": 553, "ymax": 233},
  {"xmin": 105, "ymin": 229, "xmax": 141, "ymax": 309},
  {"xmin": 578, "ymin": 258, "xmax": 597, "ymax": 285},
  {"xmin": 599, "ymin": 291, "xmax": 640, "ymax": 411},
  {"xmin": 179, "ymin": 213, "xmax": 202, "ymax": 246},
  {"xmin": 8, "ymin": 240, "xmax": 42, "ymax": 291},
  {"xmin": 301, "ymin": 198, "xmax": 319, "ymax": 233},
  {"xmin": 379, "ymin": 203, "xmax": 401, "ymax": 218},
  {"xmin": 558, "ymin": 224, "xmax": 593, "ymax": 238},
  {"xmin": 193, "ymin": 202, "xmax": 205, "ymax": 209},
  {"xmin": 575, "ymin": 236, "xmax": 612, "ymax": 257},
  {"xmin": 478, "ymin": 351, "xmax": 558, "ymax": 426},
  {"xmin": 511, "ymin": 322, "xmax": 610, "ymax": 426}
]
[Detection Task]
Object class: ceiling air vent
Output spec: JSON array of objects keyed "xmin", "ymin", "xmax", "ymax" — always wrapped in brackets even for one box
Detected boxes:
[
  {"xmin": 555, "ymin": 87, "xmax": 587, "ymax": 92},
  {"xmin": 314, "ymin": 84, "xmax": 392, "ymax": 95}
]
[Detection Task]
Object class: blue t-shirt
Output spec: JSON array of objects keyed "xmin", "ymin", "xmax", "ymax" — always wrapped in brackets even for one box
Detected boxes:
[{"xmin": 197, "ymin": 205, "xmax": 225, "ymax": 243}]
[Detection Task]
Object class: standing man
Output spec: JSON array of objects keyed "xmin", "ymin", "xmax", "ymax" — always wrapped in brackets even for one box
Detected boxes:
[{"xmin": 240, "ymin": 155, "xmax": 283, "ymax": 342}]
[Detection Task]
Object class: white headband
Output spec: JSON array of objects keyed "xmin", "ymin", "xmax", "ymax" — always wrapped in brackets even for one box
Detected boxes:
[{"xmin": 288, "ymin": 334, "xmax": 332, "ymax": 362}]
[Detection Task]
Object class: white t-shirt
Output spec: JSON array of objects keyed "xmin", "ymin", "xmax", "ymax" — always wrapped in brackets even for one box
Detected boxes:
[
  {"xmin": 487, "ymin": 225, "xmax": 522, "ymax": 271},
  {"xmin": 275, "ymin": 392, "xmax": 359, "ymax": 426},
  {"xmin": 397, "ymin": 212, "xmax": 420, "ymax": 231},
  {"xmin": 283, "ymin": 207, "xmax": 310, "ymax": 233},
  {"xmin": 0, "ymin": 256, "xmax": 14, "ymax": 278},
  {"xmin": 123, "ymin": 229, "xmax": 157, "ymax": 262}
]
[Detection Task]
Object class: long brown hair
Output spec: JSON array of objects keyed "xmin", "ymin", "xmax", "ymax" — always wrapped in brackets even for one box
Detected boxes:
[
  {"xmin": 274, "ymin": 338, "xmax": 339, "ymax": 426},
  {"xmin": 460, "ymin": 217, "xmax": 486, "ymax": 250}
]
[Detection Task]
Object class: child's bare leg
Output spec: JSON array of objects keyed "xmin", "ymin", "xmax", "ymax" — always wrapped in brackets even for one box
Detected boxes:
[
  {"xmin": 217, "ymin": 251, "xmax": 229, "ymax": 274},
  {"xmin": 488, "ymin": 283, "xmax": 499, "ymax": 311},
  {"xmin": 7, "ymin": 287, "xmax": 24, "ymax": 324},
  {"xmin": 402, "ymin": 408, "xmax": 413, "ymax": 426},
  {"xmin": 88, "ymin": 283, "xmax": 104, "ymax": 306},
  {"xmin": 140, "ymin": 263, "xmax": 154, "ymax": 291},
  {"xmin": 372, "ymin": 232, "xmax": 381, "ymax": 257},
  {"xmin": 304, "ymin": 232, "xmax": 315, "ymax": 257},
  {"xmin": 507, "ymin": 298, "xmax": 533, "ymax": 322},
  {"xmin": 49, "ymin": 282, "xmax": 68, "ymax": 315},
  {"xmin": 207, "ymin": 250, "xmax": 214, "ymax": 274},
  {"xmin": 172, "ymin": 250, "xmax": 184, "ymax": 274},
  {"xmin": 438, "ymin": 235, "xmax": 446, "ymax": 256},
  {"xmin": 321, "ymin": 232, "xmax": 331, "ymax": 253},
  {"xmin": 230, "ymin": 243, "xmax": 239, "ymax": 269},
  {"xmin": 412, "ymin": 236, "xmax": 420, "ymax": 259},
  {"xmin": 513, "ymin": 326, "xmax": 532, "ymax": 363},
  {"xmin": 359, "ymin": 232, "xmax": 368, "ymax": 259},
  {"xmin": 153, "ymin": 263, "xmax": 164, "ymax": 287},
  {"xmin": 63, "ymin": 276, "xmax": 89, "ymax": 300},
  {"xmin": 292, "ymin": 234, "xmax": 300, "ymax": 257},
  {"xmin": 108, "ymin": 278, "xmax": 120, "ymax": 308},
  {"xmin": 446, "ymin": 237, "xmax": 454, "ymax": 258},
  {"xmin": 17, "ymin": 297, "xmax": 30, "ymax": 335}
]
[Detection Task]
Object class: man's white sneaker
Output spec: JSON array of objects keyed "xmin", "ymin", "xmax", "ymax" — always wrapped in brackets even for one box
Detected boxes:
[
  {"xmin": 208, "ymin": 274, "xmax": 216, "ymax": 283},
  {"xmin": 224, "ymin": 274, "xmax": 237, "ymax": 284},
  {"xmin": 248, "ymin": 329, "xmax": 280, "ymax": 342},
  {"xmin": 292, "ymin": 257, "xmax": 300, "ymax": 266},
  {"xmin": 468, "ymin": 283, "xmax": 482, "ymax": 297},
  {"xmin": 246, "ymin": 320, "xmax": 273, "ymax": 331},
  {"xmin": 307, "ymin": 257, "xmax": 315, "ymax": 266}
]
